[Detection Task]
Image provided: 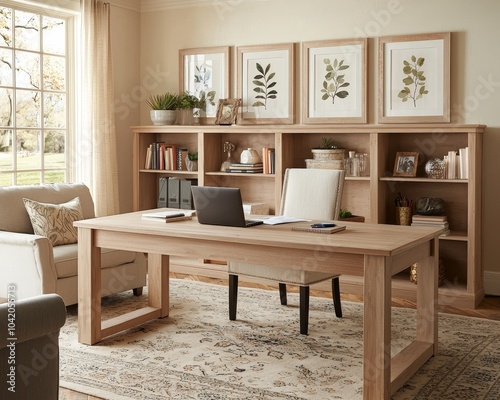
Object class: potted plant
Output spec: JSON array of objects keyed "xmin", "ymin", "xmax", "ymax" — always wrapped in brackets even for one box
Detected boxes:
[
  {"xmin": 186, "ymin": 151, "xmax": 198, "ymax": 171},
  {"xmin": 176, "ymin": 92, "xmax": 202, "ymax": 125},
  {"xmin": 306, "ymin": 137, "xmax": 347, "ymax": 169},
  {"xmin": 146, "ymin": 92, "xmax": 178, "ymax": 125},
  {"xmin": 338, "ymin": 209, "xmax": 365, "ymax": 222}
]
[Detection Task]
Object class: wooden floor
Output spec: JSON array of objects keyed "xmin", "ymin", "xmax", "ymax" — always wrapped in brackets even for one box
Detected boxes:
[{"xmin": 60, "ymin": 273, "xmax": 500, "ymax": 400}]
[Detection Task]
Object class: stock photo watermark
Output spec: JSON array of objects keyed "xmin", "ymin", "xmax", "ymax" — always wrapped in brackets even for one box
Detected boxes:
[{"xmin": 5, "ymin": 284, "xmax": 17, "ymax": 393}]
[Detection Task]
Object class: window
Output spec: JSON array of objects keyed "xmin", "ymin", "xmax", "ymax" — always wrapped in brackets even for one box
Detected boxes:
[{"xmin": 0, "ymin": 3, "xmax": 75, "ymax": 186}]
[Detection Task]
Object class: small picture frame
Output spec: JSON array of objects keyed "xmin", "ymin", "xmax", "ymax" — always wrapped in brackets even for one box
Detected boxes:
[
  {"xmin": 215, "ymin": 98, "xmax": 241, "ymax": 125},
  {"xmin": 393, "ymin": 152, "xmax": 419, "ymax": 177}
]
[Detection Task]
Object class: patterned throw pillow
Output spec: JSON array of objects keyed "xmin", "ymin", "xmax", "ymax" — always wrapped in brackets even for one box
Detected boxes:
[{"xmin": 23, "ymin": 197, "xmax": 84, "ymax": 246}]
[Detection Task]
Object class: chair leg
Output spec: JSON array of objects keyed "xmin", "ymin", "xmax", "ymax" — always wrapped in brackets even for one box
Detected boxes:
[
  {"xmin": 133, "ymin": 287, "xmax": 143, "ymax": 296},
  {"xmin": 229, "ymin": 274, "xmax": 238, "ymax": 321},
  {"xmin": 279, "ymin": 283, "xmax": 287, "ymax": 305},
  {"xmin": 332, "ymin": 277, "xmax": 342, "ymax": 318},
  {"xmin": 299, "ymin": 286, "xmax": 310, "ymax": 335}
]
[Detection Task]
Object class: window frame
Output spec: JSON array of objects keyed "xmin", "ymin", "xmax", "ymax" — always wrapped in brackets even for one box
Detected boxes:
[{"xmin": 0, "ymin": 0, "xmax": 78, "ymax": 185}]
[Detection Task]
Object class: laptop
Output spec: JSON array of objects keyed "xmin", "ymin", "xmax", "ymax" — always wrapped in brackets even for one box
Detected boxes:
[{"xmin": 191, "ymin": 186, "xmax": 264, "ymax": 228}]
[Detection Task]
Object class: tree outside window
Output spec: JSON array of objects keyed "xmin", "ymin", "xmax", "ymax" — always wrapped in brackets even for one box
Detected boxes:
[{"xmin": 0, "ymin": 6, "xmax": 68, "ymax": 186}]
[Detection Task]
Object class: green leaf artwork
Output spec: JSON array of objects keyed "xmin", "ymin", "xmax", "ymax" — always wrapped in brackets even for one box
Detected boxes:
[
  {"xmin": 252, "ymin": 63, "xmax": 277, "ymax": 109},
  {"xmin": 398, "ymin": 55, "xmax": 428, "ymax": 107},
  {"xmin": 193, "ymin": 64, "xmax": 216, "ymax": 112},
  {"xmin": 321, "ymin": 58, "xmax": 350, "ymax": 104}
]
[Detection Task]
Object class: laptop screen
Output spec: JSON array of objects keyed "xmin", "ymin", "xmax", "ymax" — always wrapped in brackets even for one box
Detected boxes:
[{"xmin": 191, "ymin": 186, "xmax": 262, "ymax": 227}]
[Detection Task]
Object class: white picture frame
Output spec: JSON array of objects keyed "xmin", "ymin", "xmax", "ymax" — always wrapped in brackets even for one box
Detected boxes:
[
  {"xmin": 378, "ymin": 32, "xmax": 450, "ymax": 123},
  {"xmin": 302, "ymin": 38, "xmax": 367, "ymax": 124},
  {"xmin": 179, "ymin": 46, "xmax": 230, "ymax": 125},
  {"xmin": 237, "ymin": 43, "xmax": 295, "ymax": 125}
]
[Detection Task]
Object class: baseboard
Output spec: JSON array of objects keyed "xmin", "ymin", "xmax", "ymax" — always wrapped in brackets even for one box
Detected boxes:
[{"xmin": 484, "ymin": 271, "xmax": 500, "ymax": 296}]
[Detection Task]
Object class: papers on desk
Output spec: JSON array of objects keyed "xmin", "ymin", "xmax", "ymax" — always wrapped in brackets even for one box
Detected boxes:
[
  {"xmin": 262, "ymin": 216, "xmax": 309, "ymax": 225},
  {"xmin": 141, "ymin": 210, "xmax": 195, "ymax": 222}
]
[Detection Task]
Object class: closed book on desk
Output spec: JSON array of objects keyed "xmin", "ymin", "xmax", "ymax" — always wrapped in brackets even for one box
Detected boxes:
[{"xmin": 291, "ymin": 224, "xmax": 346, "ymax": 234}]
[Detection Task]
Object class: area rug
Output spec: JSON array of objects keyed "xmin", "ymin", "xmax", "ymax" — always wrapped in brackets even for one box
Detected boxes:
[{"xmin": 59, "ymin": 279, "xmax": 500, "ymax": 400}]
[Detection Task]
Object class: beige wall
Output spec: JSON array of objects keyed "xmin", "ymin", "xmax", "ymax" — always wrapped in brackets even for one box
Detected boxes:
[{"xmin": 111, "ymin": 0, "xmax": 500, "ymax": 292}]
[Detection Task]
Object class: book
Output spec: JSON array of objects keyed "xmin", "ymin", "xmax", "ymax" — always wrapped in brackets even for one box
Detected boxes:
[
  {"xmin": 225, "ymin": 169, "xmax": 263, "ymax": 173},
  {"xmin": 412, "ymin": 214, "xmax": 447, "ymax": 222},
  {"xmin": 411, "ymin": 221, "xmax": 449, "ymax": 228},
  {"xmin": 141, "ymin": 210, "xmax": 194, "ymax": 222},
  {"xmin": 291, "ymin": 225, "xmax": 346, "ymax": 234},
  {"xmin": 229, "ymin": 162, "xmax": 263, "ymax": 168}
]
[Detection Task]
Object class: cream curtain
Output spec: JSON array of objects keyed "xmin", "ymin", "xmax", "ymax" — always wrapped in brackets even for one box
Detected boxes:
[{"xmin": 78, "ymin": 0, "xmax": 119, "ymax": 217}]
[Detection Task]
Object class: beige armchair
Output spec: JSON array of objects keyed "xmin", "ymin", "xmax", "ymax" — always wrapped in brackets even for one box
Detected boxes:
[
  {"xmin": 229, "ymin": 168, "xmax": 345, "ymax": 335},
  {"xmin": 0, "ymin": 183, "xmax": 147, "ymax": 305},
  {"xmin": 0, "ymin": 294, "xmax": 66, "ymax": 399}
]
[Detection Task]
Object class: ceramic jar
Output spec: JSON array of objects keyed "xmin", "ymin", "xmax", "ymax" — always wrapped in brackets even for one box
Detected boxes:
[{"xmin": 240, "ymin": 148, "xmax": 260, "ymax": 164}]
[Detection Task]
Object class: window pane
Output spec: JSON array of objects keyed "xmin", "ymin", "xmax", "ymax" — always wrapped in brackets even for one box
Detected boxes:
[
  {"xmin": 42, "ymin": 16, "xmax": 65, "ymax": 55},
  {"xmin": 0, "ymin": 129, "xmax": 13, "ymax": 172},
  {"xmin": 15, "ymin": 10, "xmax": 40, "ymax": 51},
  {"xmin": 16, "ymin": 171, "xmax": 41, "ymax": 185},
  {"xmin": 0, "ymin": 48, "xmax": 13, "ymax": 86},
  {"xmin": 44, "ymin": 93, "xmax": 66, "ymax": 128},
  {"xmin": 43, "ymin": 54, "xmax": 65, "ymax": 90},
  {"xmin": 0, "ymin": 7, "xmax": 13, "ymax": 47},
  {"xmin": 0, "ymin": 88, "xmax": 13, "ymax": 126},
  {"xmin": 17, "ymin": 129, "xmax": 41, "ymax": 170},
  {"xmin": 44, "ymin": 130, "xmax": 65, "ymax": 167},
  {"xmin": 43, "ymin": 170, "xmax": 64, "ymax": 183},
  {"xmin": 16, "ymin": 89, "xmax": 41, "ymax": 127},
  {"xmin": 15, "ymin": 50, "xmax": 40, "ymax": 89}
]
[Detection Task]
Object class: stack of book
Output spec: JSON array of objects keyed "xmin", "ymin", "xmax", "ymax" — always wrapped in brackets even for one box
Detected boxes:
[
  {"xmin": 226, "ymin": 162, "xmax": 263, "ymax": 173},
  {"xmin": 411, "ymin": 214, "xmax": 450, "ymax": 236}
]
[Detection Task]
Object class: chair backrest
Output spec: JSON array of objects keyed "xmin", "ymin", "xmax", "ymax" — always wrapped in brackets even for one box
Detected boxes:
[
  {"xmin": 0, "ymin": 183, "xmax": 95, "ymax": 234},
  {"xmin": 279, "ymin": 168, "xmax": 345, "ymax": 220}
]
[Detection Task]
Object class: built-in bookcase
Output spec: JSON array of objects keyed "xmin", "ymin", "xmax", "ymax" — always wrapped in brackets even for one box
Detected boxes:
[{"xmin": 132, "ymin": 123, "xmax": 485, "ymax": 308}]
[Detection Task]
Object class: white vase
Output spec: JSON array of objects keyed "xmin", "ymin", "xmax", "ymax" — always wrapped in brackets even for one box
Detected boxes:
[
  {"xmin": 150, "ymin": 110, "xmax": 176, "ymax": 126},
  {"xmin": 240, "ymin": 148, "xmax": 261, "ymax": 164}
]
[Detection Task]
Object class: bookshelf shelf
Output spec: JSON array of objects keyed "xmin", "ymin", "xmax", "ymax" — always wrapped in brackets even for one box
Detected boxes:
[{"xmin": 132, "ymin": 123, "xmax": 485, "ymax": 308}]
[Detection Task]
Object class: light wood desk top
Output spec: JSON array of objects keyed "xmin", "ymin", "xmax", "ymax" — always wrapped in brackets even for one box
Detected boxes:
[{"xmin": 75, "ymin": 210, "xmax": 442, "ymax": 400}]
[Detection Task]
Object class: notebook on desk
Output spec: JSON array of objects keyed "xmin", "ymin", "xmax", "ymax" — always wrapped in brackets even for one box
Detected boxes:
[{"xmin": 191, "ymin": 186, "xmax": 264, "ymax": 228}]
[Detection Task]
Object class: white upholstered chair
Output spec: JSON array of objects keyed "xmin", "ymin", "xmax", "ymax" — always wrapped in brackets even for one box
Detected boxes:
[{"xmin": 228, "ymin": 168, "xmax": 346, "ymax": 335}]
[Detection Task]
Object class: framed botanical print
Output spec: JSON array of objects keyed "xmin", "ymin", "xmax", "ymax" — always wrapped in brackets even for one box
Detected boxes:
[
  {"xmin": 302, "ymin": 38, "xmax": 367, "ymax": 124},
  {"xmin": 237, "ymin": 43, "xmax": 295, "ymax": 125},
  {"xmin": 378, "ymin": 32, "xmax": 450, "ymax": 123},
  {"xmin": 179, "ymin": 46, "xmax": 230, "ymax": 124}
]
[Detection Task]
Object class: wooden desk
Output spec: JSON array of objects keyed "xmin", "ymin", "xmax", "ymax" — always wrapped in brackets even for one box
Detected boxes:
[{"xmin": 75, "ymin": 211, "xmax": 441, "ymax": 400}]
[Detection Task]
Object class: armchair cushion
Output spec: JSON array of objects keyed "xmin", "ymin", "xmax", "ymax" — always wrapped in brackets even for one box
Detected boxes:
[{"xmin": 23, "ymin": 196, "xmax": 84, "ymax": 246}]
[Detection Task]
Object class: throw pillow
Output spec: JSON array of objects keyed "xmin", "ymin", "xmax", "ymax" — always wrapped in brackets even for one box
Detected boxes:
[{"xmin": 23, "ymin": 196, "xmax": 84, "ymax": 246}]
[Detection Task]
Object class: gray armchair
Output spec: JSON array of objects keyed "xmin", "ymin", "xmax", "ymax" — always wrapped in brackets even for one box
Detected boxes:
[
  {"xmin": 0, "ymin": 183, "xmax": 147, "ymax": 305},
  {"xmin": 0, "ymin": 294, "xmax": 66, "ymax": 399}
]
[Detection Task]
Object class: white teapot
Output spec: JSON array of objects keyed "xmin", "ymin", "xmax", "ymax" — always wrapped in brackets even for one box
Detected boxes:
[{"xmin": 240, "ymin": 148, "xmax": 261, "ymax": 164}]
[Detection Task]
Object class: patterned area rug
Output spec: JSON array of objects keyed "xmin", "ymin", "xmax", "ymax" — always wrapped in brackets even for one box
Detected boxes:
[{"xmin": 59, "ymin": 279, "xmax": 500, "ymax": 399}]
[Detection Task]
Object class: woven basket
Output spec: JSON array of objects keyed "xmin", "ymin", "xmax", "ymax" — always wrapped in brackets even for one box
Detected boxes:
[{"xmin": 410, "ymin": 259, "xmax": 445, "ymax": 287}]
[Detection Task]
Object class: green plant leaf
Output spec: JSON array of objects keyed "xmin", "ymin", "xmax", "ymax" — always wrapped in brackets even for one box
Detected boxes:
[
  {"xmin": 333, "ymin": 59, "xmax": 338, "ymax": 68},
  {"xmin": 323, "ymin": 58, "xmax": 330, "ymax": 64},
  {"xmin": 411, "ymin": 55, "xmax": 416, "ymax": 62},
  {"xmin": 264, "ymin": 64, "xmax": 271, "ymax": 74},
  {"xmin": 403, "ymin": 66, "xmax": 412, "ymax": 74},
  {"xmin": 268, "ymin": 72, "xmax": 276, "ymax": 80},
  {"xmin": 253, "ymin": 80, "xmax": 265, "ymax": 87},
  {"xmin": 253, "ymin": 101, "xmax": 265, "ymax": 107},
  {"xmin": 268, "ymin": 81, "xmax": 277, "ymax": 88},
  {"xmin": 417, "ymin": 57, "xmax": 425, "ymax": 67},
  {"xmin": 256, "ymin": 63, "xmax": 264, "ymax": 74},
  {"xmin": 322, "ymin": 93, "xmax": 329, "ymax": 100},
  {"xmin": 339, "ymin": 65, "xmax": 349, "ymax": 70},
  {"xmin": 336, "ymin": 91, "xmax": 349, "ymax": 98},
  {"xmin": 403, "ymin": 77, "xmax": 414, "ymax": 85},
  {"xmin": 339, "ymin": 82, "xmax": 350, "ymax": 88}
]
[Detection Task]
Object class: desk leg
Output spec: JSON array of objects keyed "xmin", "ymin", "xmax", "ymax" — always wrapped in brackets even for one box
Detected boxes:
[
  {"xmin": 78, "ymin": 227, "xmax": 102, "ymax": 345},
  {"xmin": 147, "ymin": 253, "xmax": 169, "ymax": 317},
  {"xmin": 363, "ymin": 254, "xmax": 391, "ymax": 400},
  {"xmin": 416, "ymin": 239, "xmax": 439, "ymax": 355}
]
